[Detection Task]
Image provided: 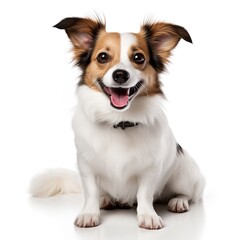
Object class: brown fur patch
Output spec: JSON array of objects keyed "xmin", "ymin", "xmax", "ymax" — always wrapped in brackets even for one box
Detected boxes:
[
  {"xmin": 140, "ymin": 22, "xmax": 192, "ymax": 66},
  {"xmin": 132, "ymin": 34, "xmax": 163, "ymax": 96},
  {"xmin": 54, "ymin": 17, "xmax": 106, "ymax": 64},
  {"xmin": 84, "ymin": 32, "xmax": 121, "ymax": 91},
  {"xmin": 141, "ymin": 66, "xmax": 163, "ymax": 96}
]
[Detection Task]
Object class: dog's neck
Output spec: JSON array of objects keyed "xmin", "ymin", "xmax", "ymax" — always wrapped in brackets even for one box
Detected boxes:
[{"xmin": 113, "ymin": 121, "xmax": 139, "ymax": 130}]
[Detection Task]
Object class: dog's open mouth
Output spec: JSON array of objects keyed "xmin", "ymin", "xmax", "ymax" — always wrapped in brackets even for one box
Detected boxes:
[{"xmin": 97, "ymin": 79, "xmax": 143, "ymax": 109}]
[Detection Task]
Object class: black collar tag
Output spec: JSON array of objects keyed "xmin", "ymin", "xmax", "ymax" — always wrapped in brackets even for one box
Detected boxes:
[{"xmin": 113, "ymin": 121, "xmax": 139, "ymax": 130}]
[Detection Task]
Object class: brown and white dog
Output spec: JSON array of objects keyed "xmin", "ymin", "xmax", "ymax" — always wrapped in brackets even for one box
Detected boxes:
[{"xmin": 30, "ymin": 17, "xmax": 205, "ymax": 230}]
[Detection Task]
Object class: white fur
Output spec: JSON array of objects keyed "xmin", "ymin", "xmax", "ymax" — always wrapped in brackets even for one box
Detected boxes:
[
  {"xmin": 29, "ymin": 168, "xmax": 81, "ymax": 197},
  {"xmin": 120, "ymin": 33, "xmax": 136, "ymax": 62}
]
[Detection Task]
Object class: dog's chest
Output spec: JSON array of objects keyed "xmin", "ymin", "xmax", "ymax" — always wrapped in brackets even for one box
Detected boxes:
[
  {"xmin": 93, "ymin": 142, "xmax": 145, "ymax": 201},
  {"xmin": 85, "ymin": 126, "xmax": 160, "ymax": 199},
  {"xmin": 73, "ymin": 111, "xmax": 165, "ymax": 200},
  {"xmin": 90, "ymin": 126, "xmax": 156, "ymax": 168}
]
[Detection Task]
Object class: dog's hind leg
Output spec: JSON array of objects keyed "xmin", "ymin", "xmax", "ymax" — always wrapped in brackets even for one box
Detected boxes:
[
  {"xmin": 167, "ymin": 195, "xmax": 190, "ymax": 213},
  {"xmin": 164, "ymin": 147, "xmax": 205, "ymax": 213}
]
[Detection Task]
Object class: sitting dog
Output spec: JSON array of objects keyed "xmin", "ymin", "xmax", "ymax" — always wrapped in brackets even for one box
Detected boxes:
[{"xmin": 30, "ymin": 17, "xmax": 205, "ymax": 230}]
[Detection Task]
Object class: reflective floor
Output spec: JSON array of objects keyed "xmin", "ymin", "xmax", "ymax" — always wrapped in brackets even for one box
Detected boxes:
[
  {"xmin": 28, "ymin": 194, "xmax": 206, "ymax": 240},
  {"xmin": 2, "ymin": 180, "xmax": 238, "ymax": 240},
  {"xmin": 1, "ymin": 192, "xmax": 208, "ymax": 240}
]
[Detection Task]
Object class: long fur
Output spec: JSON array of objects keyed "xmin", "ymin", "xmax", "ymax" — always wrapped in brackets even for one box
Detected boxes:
[{"xmin": 29, "ymin": 169, "xmax": 81, "ymax": 197}]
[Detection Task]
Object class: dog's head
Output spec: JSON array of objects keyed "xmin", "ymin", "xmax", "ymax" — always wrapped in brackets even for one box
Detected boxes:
[{"xmin": 54, "ymin": 17, "xmax": 192, "ymax": 111}]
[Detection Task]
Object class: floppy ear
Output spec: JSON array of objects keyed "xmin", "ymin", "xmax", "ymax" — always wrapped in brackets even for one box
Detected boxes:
[
  {"xmin": 54, "ymin": 17, "xmax": 105, "ymax": 65},
  {"xmin": 141, "ymin": 22, "xmax": 192, "ymax": 71}
]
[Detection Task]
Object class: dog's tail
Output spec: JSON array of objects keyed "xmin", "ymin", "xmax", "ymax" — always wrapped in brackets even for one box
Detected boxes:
[{"xmin": 29, "ymin": 168, "xmax": 81, "ymax": 197}]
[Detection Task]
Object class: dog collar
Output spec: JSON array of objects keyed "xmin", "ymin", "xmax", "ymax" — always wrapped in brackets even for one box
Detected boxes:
[{"xmin": 113, "ymin": 121, "xmax": 139, "ymax": 130}]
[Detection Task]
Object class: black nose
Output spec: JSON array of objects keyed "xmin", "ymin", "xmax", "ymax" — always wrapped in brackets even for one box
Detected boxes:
[{"xmin": 112, "ymin": 69, "xmax": 130, "ymax": 84}]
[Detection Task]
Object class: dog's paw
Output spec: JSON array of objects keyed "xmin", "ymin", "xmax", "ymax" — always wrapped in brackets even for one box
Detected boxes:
[
  {"xmin": 168, "ymin": 197, "xmax": 189, "ymax": 213},
  {"xmin": 138, "ymin": 214, "xmax": 164, "ymax": 230},
  {"xmin": 74, "ymin": 213, "xmax": 100, "ymax": 228}
]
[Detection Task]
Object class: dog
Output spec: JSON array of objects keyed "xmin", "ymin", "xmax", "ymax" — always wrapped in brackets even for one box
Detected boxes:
[{"xmin": 30, "ymin": 17, "xmax": 205, "ymax": 230}]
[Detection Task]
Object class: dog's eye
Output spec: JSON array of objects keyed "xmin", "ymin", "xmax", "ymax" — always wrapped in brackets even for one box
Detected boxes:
[
  {"xmin": 97, "ymin": 52, "xmax": 110, "ymax": 64},
  {"xmin": 132, "ymin": 53, "xmax": 145, "ymax": 65}
]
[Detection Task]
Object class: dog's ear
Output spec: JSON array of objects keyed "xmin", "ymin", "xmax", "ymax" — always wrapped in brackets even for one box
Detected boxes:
[
  {"xmin": 54, "ymin": 17, "xmax": 105, "ymax": 65},
  {"xmin": 54, "ymin": 17, "xmax": 105, "ymax": 49},
  {"xmin": 141, "ymin": 22, "xmax": 192, "ymax": 71}
]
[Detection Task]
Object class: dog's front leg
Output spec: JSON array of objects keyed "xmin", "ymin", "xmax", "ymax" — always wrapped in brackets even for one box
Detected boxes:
[
  {"xmin": 74, "ymin": 157, "xmax": 100, "ymax": 228},
  {"xmin": 137, "ymin": 170, "xmax": 164, "ymax": 230}
]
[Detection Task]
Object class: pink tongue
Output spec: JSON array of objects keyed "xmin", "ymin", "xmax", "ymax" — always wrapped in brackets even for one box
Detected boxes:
[{"xmin": 110, "ymin": 92, "xmax": 129, "ymax": 108}]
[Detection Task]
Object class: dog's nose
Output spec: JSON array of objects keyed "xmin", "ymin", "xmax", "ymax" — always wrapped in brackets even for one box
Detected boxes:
[{"xmin": 112, "ymin": 69, "xmax": 130, "ymax": 84}]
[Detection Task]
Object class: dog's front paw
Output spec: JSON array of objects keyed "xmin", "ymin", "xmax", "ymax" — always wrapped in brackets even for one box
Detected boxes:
[
  {"xmin": 168, "ymin": 197, "xmax": 189, "ymax": 213},
  {"xmin": 74, "ymin": 213, "xmax": 100, "ymax": 228},
  {"xmin": 138, "ymin": 214, "xmax": 164, "ymax": 230}
]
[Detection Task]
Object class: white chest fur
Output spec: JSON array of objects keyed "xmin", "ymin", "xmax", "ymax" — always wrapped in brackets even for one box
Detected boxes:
[{"xmin": 72, "ymin": 86, "xmax": 177, "ymax": 202}]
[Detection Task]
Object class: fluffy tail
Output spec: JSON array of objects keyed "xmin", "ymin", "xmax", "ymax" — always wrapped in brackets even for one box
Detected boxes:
[{"xmin": 29, "ymin": 168, "xmax": 82, "ymax": 197}]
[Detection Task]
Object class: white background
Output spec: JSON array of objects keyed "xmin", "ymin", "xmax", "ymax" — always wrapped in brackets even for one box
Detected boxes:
[{"xmin": 0, "ymin": 0, "xmax": 240, "ymax": 239}]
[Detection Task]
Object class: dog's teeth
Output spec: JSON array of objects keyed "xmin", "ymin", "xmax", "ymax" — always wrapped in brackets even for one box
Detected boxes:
[{"xmin": 127, "ymin": 88, "xmax": 130, "ymax": 95}]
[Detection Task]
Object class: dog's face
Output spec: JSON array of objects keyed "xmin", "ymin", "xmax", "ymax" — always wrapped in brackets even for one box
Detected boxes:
[{"xmin": 54, "ymin": 18, "xmax": 192, "ymax": 111}]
